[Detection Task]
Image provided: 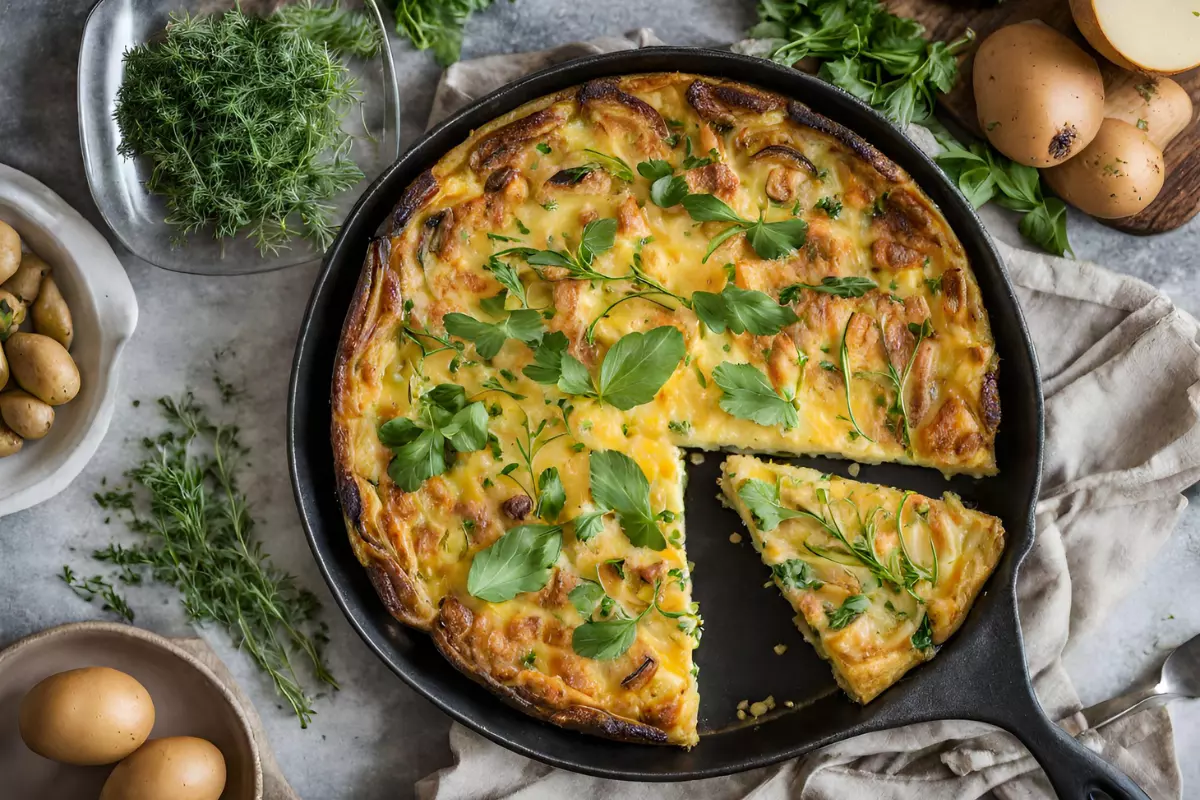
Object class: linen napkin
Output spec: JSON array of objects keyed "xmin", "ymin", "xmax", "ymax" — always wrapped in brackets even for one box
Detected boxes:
[{"xmin": 415, "ymin": 32, "xmax": 1196, "ymax": 800}]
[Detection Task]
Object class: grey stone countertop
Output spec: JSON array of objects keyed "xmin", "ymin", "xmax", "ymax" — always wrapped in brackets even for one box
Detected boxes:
[{"xmin": 0, "ymin": 1, "xmax": 1197, "ymax": 797}]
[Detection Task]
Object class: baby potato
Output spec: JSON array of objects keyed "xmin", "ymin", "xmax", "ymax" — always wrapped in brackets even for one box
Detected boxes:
[
  {"xmin": 5, "ymin": 332, "xmax": 80, "ymax": 405},
  {"xmin": 0, "ymin": 220, "xmax": 19, "ymax": 285},
  {"xmin": 0, "ymin": 390, "xmax": 54, "ymax": 439},
  {"xmin": 31, "ymin": 276, "xmax": 73, "ymax": 350},
  {"xmin": 0, "ymin": 341, "xmax": 8, "ymax": 391},
  {"xmin": 1043, "ymin": 118, "xmax": 1166, "ymax": 219},
  {"xmin": 1, "ymin": 252, "xmax": 50, "ymax": 304},
  {"xmin": 0, "ymin": 289, "xmax": 25, "ymax": 339},
  {"xmin": 100, "ymin": 737, "xmax": 226, "ymax": 800},
  {"xmin": 0, "ymin": 422, "xmax": 21, "ymax": 458}
]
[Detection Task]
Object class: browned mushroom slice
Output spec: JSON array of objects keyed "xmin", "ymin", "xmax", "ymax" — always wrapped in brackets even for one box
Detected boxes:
[
  {"xmin": 620, "ymin": 656, "xmax": 658, "ymax": 691},
  {"xmin": 787, "ymin": 100, "xmax": 904, "ymax": 183},
  {"xmin": 416, "ymin": 209, "xmax": 449, "ymax": 267},
  {"xmin": 578, "ymin": 78, "xmax": 669, "ymax": 147},
  {"xmin": 469, "ymin": 105, "xmax": 569, "ymax": 172},
  {"xmin": 384, "ymin": 170, "xmax": 438, "ymax": 237},
  {"xmin": 484, "ymin": 166, "xmax": 520, "ymax": 194},
  {"xmin": 752, "ymin": 144, "xmax": 819, "ymax": 176},
  {"xmin": 544, "ymin": 166, "xmax": 614, "ymax": 195},
  {"xmin": 686, "ymin": 80, "xmax": 785, "ymax": 126}
]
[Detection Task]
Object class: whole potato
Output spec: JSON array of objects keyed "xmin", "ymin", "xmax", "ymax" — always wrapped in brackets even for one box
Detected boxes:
[
  {"xmin": 2, "ymin": 252, "xmax": 50, "ymax": 304},
  {"xmin": 1043, "ymin": 118, "xmax": 1166, "ymax": 219},
  {"xmin": 31, "ymin": 276, "xmax": 73, "ymax": 350},
  {"xmin": 0, "ymin": 422, "xmax": 21, "ymax": 458},
  {"xmin": 0, "ymin": 390, "xmax": 54, "ymax": 439},
  {"xmin": 974, "ymin": 22, "xmax": 1105, "ymax": 167},
  {"xmin": 0, "ymin": 220, "xmax": 19, "ymax": 285},
  {"xmin": 5, "ymin": 332, "xmax": 80, "ymax": 405},
  {"xmin": 0, "ymin": 289, "xmax": 25, "ymax": 339}
]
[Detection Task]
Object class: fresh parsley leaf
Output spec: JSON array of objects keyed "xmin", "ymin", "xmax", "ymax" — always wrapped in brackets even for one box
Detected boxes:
[
  {"xmin": 596, "ymin": 326, "xmax": 685, "ymax": 410},
  {"xmin": 557, "ymin": 352, "xmax": 598, "ymax": 397},
  {"xmin": 536, "ymin": 142, "xmax": 552, "ymax": 154},
  {"xmin": 378, "ymin": 416, "xmax": 422, "ymax": 448},
  {"xmin": 443, "ymin": 309, "xmax": 543, "ymax": 359},
  {"xmin": 568, "ymin": 580, "xmax": 606, "ymax": 618},
  {"xmin": 744, "ymin": 217, "xmax": 808, "ymax": 260},
  {"xmin": 387, "ymin": 429, "xmax": 445, "ymax": 492},
  {"xmin": 572, "ymin": 614, "xmax": 639, "ymax": 660},
  {"xmin": 381, "ymin": 386, "xmax": 490, "ymax": 492},
  {"xmin": 589, "ymin": 450, "xmax": 666, "ymax": 550},
  {"xmin": 912, "ymin": 612, "xmax": 934, "ymax": 650},
  {"xmin": 826, "ymin": 593, "xmax": 870, "ymax": 630},
  {"xmin": 572, "ymin": 509, "xmax": 608, "ymax": 542},
  {"xmin": 479, "ymin": 290, "xmax": 508, "ymax": 317},
  {"xmin": 441, "ymin": 401, "xmax": 489, "ymax": 452},
  {"xmin": 738, "ymin": 478, "xmax": 803, "ymax": 532},
  {"xmin": 772, "ymin": 558, "xmax": 824, "ymax": 591},
  {"xmin": 484, "ymin": 256, "xmax": 528, "ymax": 307},
  {"xmin": 523, "ymin": 331, "xmax": 570, "ymax": 384},
  {"xmin": 692, "ymin": 283, "xmax": 798, "ymax": 335},
  {"xmin": 637, "ymin": 159, "xmax": 674, "ymax": 181},
  {"xmin": 583, "ymin": 149, "xmax": 635, "ymax": 182},
  {"xmin": 779, "ymin": 276, "xmax": 877, "ymax": 303},
  {"xmin": 712, "ymin": 362, "xmax": 799, "ymax": 430},
  {"xmin": 681, "ymin": 193, "xmax": 745, "ymax": 224},
  {"xmin": 467, "ymin": 523, "xmax": 563, "ymax": 602},
  {"xmin": 578, "ymin": 217, "xmax": 617, "ymax": 265},
  {"xmin": 814, "ymin": 195, "xmax": 842, "ymax": 219},
  {"xmin": 650, "ymin": 175, "xmax": 689, "ymax": 208},
  {"xmin": 535, "ymin": 467, "xmax": 566, "ymax": 522}
]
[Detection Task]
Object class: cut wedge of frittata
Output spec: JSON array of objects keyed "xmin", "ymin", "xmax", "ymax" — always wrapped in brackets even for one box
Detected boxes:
[{"xmin": 719, "ymin": 454, "xmax": 1004, "ymax": 703}]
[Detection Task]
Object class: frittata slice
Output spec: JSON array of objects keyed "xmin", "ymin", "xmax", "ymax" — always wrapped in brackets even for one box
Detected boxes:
[{"xmin": 718, "ymin": 454, "xmax": 1004, "ymax": 703}]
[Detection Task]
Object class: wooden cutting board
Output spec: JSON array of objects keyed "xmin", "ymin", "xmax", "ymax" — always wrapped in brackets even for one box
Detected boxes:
[{"xmin": 888, "ymin": 0, "xmax": 1200, "ymax": 235}]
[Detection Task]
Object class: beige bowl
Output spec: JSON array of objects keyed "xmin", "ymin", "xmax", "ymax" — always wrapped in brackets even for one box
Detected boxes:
[{"xmin": 0, "ymin": 622, "xmax": 262, "ymax": 799}]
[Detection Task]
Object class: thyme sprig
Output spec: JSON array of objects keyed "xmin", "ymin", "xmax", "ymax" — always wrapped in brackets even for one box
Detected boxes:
[
  {"xmin": 860, "ymin": 318, "xmax": 933, "ymax": 449},
  {"xmin": 60, "ymin": 566, "xmax": 136, "ymax": 623},
  {"xmin": 72, "ymin": 394, "xmax": 338, "ymax": 728}
]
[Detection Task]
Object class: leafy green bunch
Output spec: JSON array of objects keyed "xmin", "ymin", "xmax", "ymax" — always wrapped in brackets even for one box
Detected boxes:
[
  {"xmin": 934, "ymin": 132, "xmax": 1073, "ymax": 257},
  {"xmin": 394, "ymin": 0, "xmax": 512, "ymax": 65},
  {"xmin": 750, "ymin": 0, "xmax": 973, "ymax": 128},
  {"xmin": 79, "ymin": 394, "xmax": 338, "ymax": 727},
  {"xmin": 115, "ymin": 3, "xmax": 378, "ymax": 253},
  {"xmin": 379, "ymin": 384, "xmax": 490, "ymax": 491}
]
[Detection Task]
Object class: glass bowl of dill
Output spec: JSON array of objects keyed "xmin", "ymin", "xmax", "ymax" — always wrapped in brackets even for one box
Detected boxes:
[{"xmin": 78, "ymin": 0, "xmax": 400, "ymax": 275}]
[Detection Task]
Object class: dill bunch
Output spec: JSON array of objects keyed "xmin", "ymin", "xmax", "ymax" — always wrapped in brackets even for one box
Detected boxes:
[
  {"xmin": 394, "ymin": 0, "xmax": 511, "ymax": 65},
  {"xmin": 83, "ymin": 393, "xmax": 338, "ymax": 728},
  {"xmin": 114, "ymin": 3, "xmax": 378, "ymax": 254}
]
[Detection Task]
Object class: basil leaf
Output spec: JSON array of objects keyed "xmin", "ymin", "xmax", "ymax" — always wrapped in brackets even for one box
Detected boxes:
[
  {"xmin": 712, "ymin": 362, "xmax": 799, "ymax": 430},
  {"xmin": 572, "ymin": 509, "xmax": 608, "ymax": 542},
  {"xmin": 378, "ymin": 417, "xmax": 422, "ymax": 448},
  {"xmin": 536, "ymin": 467, "xmax": 566, "ymax": 522},
  {"xmin": 826, "ymin": 593, "xmax": 870, "ymax": 630},
  {"xmin": 956, "ymin": 165, "xmax": 996, "ymax": 209},
  {"xmin": 744, "ymin": 217, "xmax": 808, "ymax": 260},
  {"xmin": 578, "ymin": 217, "xmax": 617, "ymax": 265},
  {"xmin": 444, "ymin": 310, "xmax": 544, "ymax": 360},
  {"xmin": 636, "ymin": 159, "xmax": 674, "ymax": 181},
  {"xmin": 681, "ymin": 193, "xmax": 746, "ymax": 224},
  {"xmin": 911, "ymin": 613, "xmax": 934, "ymax": 650},
  {"xmin": 441, "ymin": 402, "xmax": 489, "ymax": 453},
  {"xmin": 582, "ymin": 149, "xmax": 635, "ymax": 182},
  {"xmin": 387, "ymin": 429, "xmax": 446, "ymax": 492},
  {"xmin": 484, "ymin": 256, "xmax": 527, "ymax": 307},
  {"xmin": 424, "ymin": 384, "xmax": 467, "ymax": 414},
  {"xmin": 772, "ymin": 558, "xmax": 824, "ymax": 591},
  {"xmin": 523, "ymin": 331, "xmax": 570, "ymax": 384},
  {"xmin": 568, "ymin": 580, "xmax": 606, "ymax": 618},
  {"xmin": 467, "ymin": 523, "xmax": 563, "ymax": 603},
  {"xmin": 596, "ymin": 326, "xmax": 685, "ymax": 410},
  {"xmin": 650, "ymin": 175, "xmax": 689, "ymax": 208},
  {"xmin": 779, "ymin": 276, "xmax": 877, "ymax": 303},
  {"xmin": 558, "ymin": 352, "xmax": 597, "ymax": 397},
  {"xmin": 589, "ymin": 450, "xmax": 666, "ymax": 550},
  {"xmin": 691, "ymin": 284, "xmax": 798, "ymax": 336},
  {"xmin": 572, "ymin": 615, "xmax": 639, "ymax": 660},
  {"xmin": 1019, "ymin": 198, "xmax": 1072, "ymax": 258},
  {"xmin": 738, "ymin": 478, "xmax": 803, "ymax": 532}
]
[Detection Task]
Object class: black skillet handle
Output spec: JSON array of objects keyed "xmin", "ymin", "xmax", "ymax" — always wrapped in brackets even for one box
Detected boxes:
[{"xmin": 997, "ymin": 695, "xmax": 1150, "ymax": 800}]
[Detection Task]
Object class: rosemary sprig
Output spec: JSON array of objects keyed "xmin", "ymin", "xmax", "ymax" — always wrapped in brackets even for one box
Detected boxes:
[
  {"xmin": 837, "ymin": 313, "xmax": 874, "ymax": 442},
  {"xmin": 860, "ymin": 318, "xmax": 933, "ymax": 449},
  {"xmin": 71, "ymin": 393, "xmax": 338, "ymax": 728}
]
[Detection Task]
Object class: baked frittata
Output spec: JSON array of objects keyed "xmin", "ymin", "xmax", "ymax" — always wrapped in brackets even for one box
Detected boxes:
[
  {"xmin": 331, "ymin": 72, "xmax": 1002, "ymax": 746},
  {"xmin": 719, "ymin": 455, "xmax": 1005, "ymax": 703}
]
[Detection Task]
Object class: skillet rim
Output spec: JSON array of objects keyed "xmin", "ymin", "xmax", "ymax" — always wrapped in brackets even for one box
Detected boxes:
[{"xmin": 288, "ymin": 46, "xmax": 1046, "ymax": 781}]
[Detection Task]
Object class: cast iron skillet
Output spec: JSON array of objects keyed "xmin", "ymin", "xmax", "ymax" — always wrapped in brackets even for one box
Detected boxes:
[{"xmin": 288, "ymin": 47, "xmax": 1147, "ymax": 798}]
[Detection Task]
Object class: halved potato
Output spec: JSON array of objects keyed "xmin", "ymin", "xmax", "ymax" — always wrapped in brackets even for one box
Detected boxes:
[
  {"xmin": 1043, "ymin": 118, "xmax": 1165, "ymax": 218},
  {"xmin": 973, "ymin": 22, "xmax": 1105, "ymax": 167},
  {"xmin": 1103, "ymin": 72, "xmax": 1194, "ymax": 150},
  {"xmin": 1071, "ymin": 0, "xmax": 1200, "ymax": 75}
]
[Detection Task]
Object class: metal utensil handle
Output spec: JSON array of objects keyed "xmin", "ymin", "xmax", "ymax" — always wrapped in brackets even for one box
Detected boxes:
[{"xmin": 1002, "ymin": 701, "xmax": 1150, "ymax": 800}]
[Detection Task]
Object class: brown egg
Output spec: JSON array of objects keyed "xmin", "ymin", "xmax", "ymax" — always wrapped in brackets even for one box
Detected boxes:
[
  {"xmin": 100, "ymin": 736, "xmax": 227, "ymax": 800},
  {"xmin": 18, "ymin": 666, "xmax": 155, "ymax": 765}
]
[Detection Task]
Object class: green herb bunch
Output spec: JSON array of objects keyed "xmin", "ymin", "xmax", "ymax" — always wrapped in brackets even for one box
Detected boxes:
[
  {"xmin": 750, "ymin": 0, "xmax": 973, "ymax": 128},
  {"xmin": 115, "ymin": 3, "xmax": 379, "ymax": 254},
  {"xmin": 394, "ymin": 0, "xmax": 513, "ymax": 65},
  {"xmin": 78, "ymin": 394, "xmax": 338, "ymax": 728}
]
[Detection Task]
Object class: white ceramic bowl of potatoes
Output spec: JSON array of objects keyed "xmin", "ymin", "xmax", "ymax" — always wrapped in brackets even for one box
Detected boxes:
[{"xmin": 0, "ymin": 164, "xmax": 137, "ymax": 517}]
